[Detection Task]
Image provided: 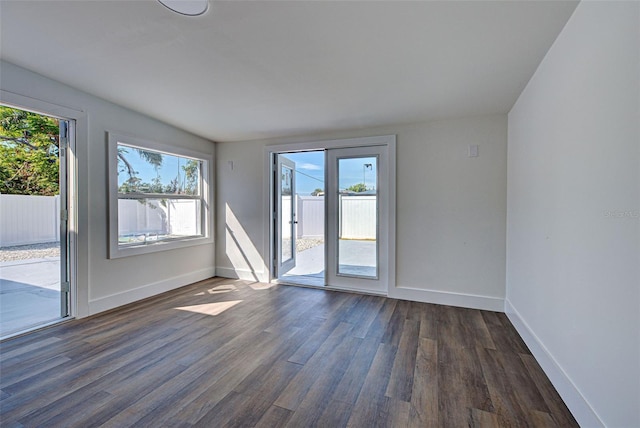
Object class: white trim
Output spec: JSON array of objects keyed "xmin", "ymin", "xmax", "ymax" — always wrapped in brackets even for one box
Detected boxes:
[
  {"xmin": 0, "ymin": 89, "xmax": 83, "ymax": 119},
  {"xmin": 107, "ymin": 131, "xmax": 214, "ymax": 259},
  {"xmin": 215, "ymin": 266, "xmax": 269, "ymax": 283},
  {"xmin": 504, "ymin": 299, "xmax": 604, "ymax": 428},
  {"xmin": 88, "ymin": 267, "xmax": 215, "ymax": 315},
  {"xmin": 389, "ymin": 285, "xmax": 504, "ymax": 312}
]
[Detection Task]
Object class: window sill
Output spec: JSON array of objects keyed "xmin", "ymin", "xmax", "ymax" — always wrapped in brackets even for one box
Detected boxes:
[{"xmin": 108, "ymin": 235, "xmax": 213, "ymax": 259}]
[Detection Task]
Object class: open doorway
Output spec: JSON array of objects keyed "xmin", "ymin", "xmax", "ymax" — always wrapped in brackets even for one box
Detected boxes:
[
  {"xmin": 274, "ymin": 150, "xmax": 325, "ymax": 287},
  {"xmin": 0, "ymin": 105, "xmax": 74, "ymax": 338}
]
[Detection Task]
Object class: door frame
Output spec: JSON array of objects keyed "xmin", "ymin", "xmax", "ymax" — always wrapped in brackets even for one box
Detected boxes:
[
  {"xmin": 0, "ymin": 90, "xmax": 82, "ymax": 323},
  {"xmin": 264, "ymin": 135, "xmax": 396, "ymax": 294}
]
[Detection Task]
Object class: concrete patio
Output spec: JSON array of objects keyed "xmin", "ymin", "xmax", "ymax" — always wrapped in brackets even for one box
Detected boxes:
[
  {"xmin": 0, "ymin": 257, "xmax": 62, "ymax": 337},
  {"xmin": 282, "ymin": 239, "xmax": 377, "ymax": 286}
]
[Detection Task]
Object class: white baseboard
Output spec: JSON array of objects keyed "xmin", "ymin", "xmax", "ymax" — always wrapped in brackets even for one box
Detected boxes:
[
  {"xmin": 504, "ymin": 299, "xmax": 604, "ymax": 428},
  {"xmin": 389, "ymin": 285, "xmax": 504, "ymax": 312},
  {"xmin": 88, "ymin": 267, "xmax": 216, "ymax": 315},
  {"xmin": 215, "ymin": 266, "xmax": 269, "ymax": 283}
]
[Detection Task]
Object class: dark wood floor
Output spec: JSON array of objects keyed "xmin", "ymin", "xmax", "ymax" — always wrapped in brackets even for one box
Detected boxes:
[{"xmin": 0, "ymin": 278, "xmax": 577, "ymax": 427}]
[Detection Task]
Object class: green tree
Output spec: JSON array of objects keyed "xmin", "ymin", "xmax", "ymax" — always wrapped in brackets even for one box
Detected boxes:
[
  {"xmin": 0, "ymin": 106, "xmax": 60, "ymax": 195},
  {"xmin": 346, "ymin": 183, "xmax": 367, "ymax": 193},
  {"xmin": 182, "ymin": 159, "xmax": 199, "ymax": 195},
  {"xmin": 117, "ymin": 146, "xmax": 164, "ymax": 194},
  {"xmin": 311, "ymin": 188, "xmax": 323, "ymax": 196}
]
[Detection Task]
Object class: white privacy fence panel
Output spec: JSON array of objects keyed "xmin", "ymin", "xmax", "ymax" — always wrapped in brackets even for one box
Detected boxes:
[
  {"xmin": 340, "ymin": 195, "xmax": 376, "ymax": 240},
  {"xmin": 170, "ymin": 200, "xmax": 201, "ymax": 236},
  {"xmin": 118, "ymin": 199, "xmax": 201, "ymax": 238},
  {"xmin": 297, "ymin": 195, "xmax": 324, "ymax": 238},
  {"xmin": 281, "ymin": 195, "xmax": 292, "ymax": 240},
  {"xmin": 292, "ymin": 195, "xmax": 376, "ymax": 240},
  {"xmin": 118, "ymin": 199, "xmax": 167, "ymax": 236},
  {"xmin": 0, "ymin": 194, "xmax": 60, "ymax": 246}
]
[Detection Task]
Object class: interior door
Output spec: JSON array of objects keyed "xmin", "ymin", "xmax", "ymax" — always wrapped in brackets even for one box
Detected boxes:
[
  {"xmin": 275, "ymin": 154, "xmax": 296, "ymax": 277},
  {"xmin": 326, "ymin": 145, "xmax": 389, "ymax": 294}
]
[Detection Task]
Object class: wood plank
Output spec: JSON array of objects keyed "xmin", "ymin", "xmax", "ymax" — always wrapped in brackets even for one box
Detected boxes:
[
  {"xmin": 283, "ymin": 336, "xmax": 361, "ymax": 426},
  {"xmin": 437, "ymin": 344, "xmax": 493, "ymax": 427},
  {"xmin": 193, "ymin": 361, "xmax": 301, "ymax": 427},
  {"xmin": 274, "ymin": 322, "xmax": 355, "ymax": 410},
  {"xmin": 254, "ymin": 405, "xmax": 293, "ymax": 428},
  {"xmin": 327, "ymin": 336, "xmax": 380, "ymax": 405},
  {"xmin": 385, "ymin": 318, "xmax": 420, "ymax": 401},
  {"xmin": 409, "ymin": 338, "xmax": 438, "ymax": 427},
  {"xmin": 469, "ymin": 408, "xmax": 502, "ymax": 427},
  {"xmin": 476, "ymin": 347, "xmax": 533, "ymax": 426},
  {"xmin": 346, "ymin": 343, "xmax": 397, "ymax": 427},
  {"xmin": 520, "ymin": 354, "xmax": 579, "ymax": 427}
]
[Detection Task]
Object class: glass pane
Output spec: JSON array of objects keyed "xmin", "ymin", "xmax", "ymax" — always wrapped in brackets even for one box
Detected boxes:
[
  {"xmin": 117, "ymin": 143, "xmax": 201, "ymax": 196},
  {"xmin": 281, "ymin": 165, "xmax": 294, "ymax": 262},
  {"xmin": 118, "ymin": 198, "xmax": 202, "ymax": 246},
  {"xmin": 337, "ymin": 156, "xmax": 378, "ymax": 277}
]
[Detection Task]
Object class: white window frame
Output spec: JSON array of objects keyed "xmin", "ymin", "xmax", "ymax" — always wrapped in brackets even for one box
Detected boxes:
[{"xmin": 108, "ymin": 132, "xmax": 213, "ymax": 259}]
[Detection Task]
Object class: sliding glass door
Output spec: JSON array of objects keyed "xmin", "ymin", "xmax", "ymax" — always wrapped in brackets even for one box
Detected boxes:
[{"xmin": 0, "ymin": 105, "xmax": 73, "ymax": 338}]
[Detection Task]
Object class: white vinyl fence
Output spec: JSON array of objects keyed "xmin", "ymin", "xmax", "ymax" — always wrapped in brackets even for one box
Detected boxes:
[
  {"xmin": 1, "ymin": 194, "xmax": 377, "ymax": 247},
  {"xmin": 118, "ymin": 199, "xmax": 200, "ymax": 238},
  {"xmin": 297, "ymin": 195, "xmax": 324, "ymax": 239},
  {"xmin": 0, "ymin": 194, "xmax": 60, "ymax": 247},
  {"xmin": 339, "ymin": 195, "xmax": 376, "ymax": 240},
  {"xmin": 293, "ymin": 195, "xmax": 376, "ymax": 240}
]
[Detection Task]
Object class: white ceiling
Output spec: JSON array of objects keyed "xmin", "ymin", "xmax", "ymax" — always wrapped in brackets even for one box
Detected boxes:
[{"xmin": 0, "ymin": 0, "xmax": 578, "ymax": 142}]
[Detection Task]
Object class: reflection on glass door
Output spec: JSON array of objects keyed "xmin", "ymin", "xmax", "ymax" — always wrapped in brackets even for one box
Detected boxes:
[{"xmin": 327, "ymin": 145, "xmax": 389, "ymax": 294}]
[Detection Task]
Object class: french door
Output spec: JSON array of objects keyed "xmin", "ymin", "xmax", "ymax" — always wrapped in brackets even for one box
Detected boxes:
[
  {"xmin": 326, "ymin": 145, "xmax": 389, "ymax": 294},
  {"xmin": 275, "ymin": 154, "xmax": 296, "ymax": 277}
]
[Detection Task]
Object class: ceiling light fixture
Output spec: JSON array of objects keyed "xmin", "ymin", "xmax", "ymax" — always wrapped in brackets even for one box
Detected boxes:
[{"xmin": 158, "ymin": 0, "xmax": 208, "ymax": 16}]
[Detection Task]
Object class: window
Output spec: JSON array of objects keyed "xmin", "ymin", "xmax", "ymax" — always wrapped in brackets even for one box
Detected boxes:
[{"xmin": 108, "ymin": 132, "xmax": 213, "ymax": 258}]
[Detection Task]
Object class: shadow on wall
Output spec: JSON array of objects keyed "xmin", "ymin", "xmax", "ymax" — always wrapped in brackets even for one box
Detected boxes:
[{"xmin": 224, "ymin": 204, "xmax": 265, "ymax": 282}]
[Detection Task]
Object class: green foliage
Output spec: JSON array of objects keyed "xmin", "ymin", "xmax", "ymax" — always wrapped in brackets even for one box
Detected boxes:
[
  {"xmin": 346, "ymin": 183, "xmax": 367, "ymax": 193},
  {"xmin": 311, "ymin": 188, "xmax": 323, "ymax": 196},
  {"xmin": 0, "ymin": 106, "xmax": 60, "ymax": 195},
  {"xmin": 117, "ymin": 148, "xmax": 200, "ymax": 196},
  {"xmin": 182, "ymin": 159, "xmax": 200, "ymax": 195}
]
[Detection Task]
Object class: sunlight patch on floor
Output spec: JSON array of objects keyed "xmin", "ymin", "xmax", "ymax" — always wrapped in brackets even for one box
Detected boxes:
[
  {"xmin": 247, "ymin": 282, "xmax": 277, "ymax": 290},
  {"xmin": 175, "ymin": 300, "xmax": 242, "ymax": 316},
  {"xmin": 194, "ymin": 284, "xmax": 238, "ymax": 296}
]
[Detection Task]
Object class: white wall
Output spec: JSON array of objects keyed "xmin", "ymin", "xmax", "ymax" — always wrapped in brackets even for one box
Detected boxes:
[
  {"xmin": 506, "ymin": 2, "xmax": 640, "ymax": 427},
  {"xmin": 217, "ymin": 114, "xmax": 507, "ymax": 310},
  {"xmin": 0, "ymin": 61, "xmax": 216, "ymax": 317}
]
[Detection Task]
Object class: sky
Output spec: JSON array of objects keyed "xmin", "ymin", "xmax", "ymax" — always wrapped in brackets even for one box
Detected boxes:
[
  {"xmin": 117, "ymin": 145, "xmax": 194, "ymax": 190},
  {"xmin": 281, "ymin": 151, "xmax": 377, "ymax": 195}
]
